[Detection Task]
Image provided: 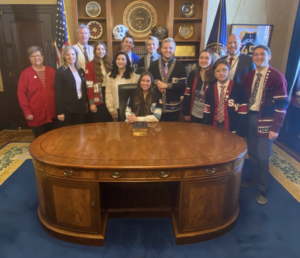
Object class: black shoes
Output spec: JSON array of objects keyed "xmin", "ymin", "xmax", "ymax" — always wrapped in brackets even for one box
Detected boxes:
[
  {"xmin": 240, "ymin": 178, "xmax": 255, "ymax": 187},
  {"xmin": 256, "ymin": 191, "xmax": 268, "ymax": 205}
]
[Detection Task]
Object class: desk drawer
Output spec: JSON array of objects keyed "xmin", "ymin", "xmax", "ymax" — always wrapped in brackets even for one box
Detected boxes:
[
  {"xmin": 184, "ymin": 162, "xmax": 233, "ymax": 179},
  {"xmin": 45, "ymin": 165, "xmax": 97, "ymax": 180},
  {"xmin": 97, "ymin": 169, "xmax": 182, "ymax": 180}
]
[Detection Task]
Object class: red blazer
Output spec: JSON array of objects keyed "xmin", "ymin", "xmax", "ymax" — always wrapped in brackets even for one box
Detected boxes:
[
  {"xmin": 17, "ymin": 66, "xmax": 56, "ymax": 127},
  {"xmin": 242, "ymin": 66, "xmax": 288, "ymax": 137}
]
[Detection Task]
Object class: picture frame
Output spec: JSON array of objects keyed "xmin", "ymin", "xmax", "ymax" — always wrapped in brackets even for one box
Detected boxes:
[
  {"xmin": 184, "ymin": 61, "xmax": 197, "ymax": 77},
  {"xmin": 230, "ymin": 24, "xmax": 273, "ymax": 56}
]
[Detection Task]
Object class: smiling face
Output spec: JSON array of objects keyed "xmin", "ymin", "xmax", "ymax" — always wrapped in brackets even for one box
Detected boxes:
[
  {"xmin": 65, "ymin": 49, "xmax": 77, "ymax": 66},
  {"xmin": 161, "ymin": 41, "xmax": 175, "ymax": 61},
  {"xmin": 116, "ymin": 54, "xmax": 127, "ymax": 69},
  {"xmin": 96, "ymin": 44, "xmax": 106, "ymax": 59},
  {"xmin": 253, "ymin": 47, "xmax": 271, "ymax": 69},
  {"xmin": 29, "ymin": 51, "xmax": 44, "ymax": 67},
  {"xmin": 140, "ymin": 75, "xmax": 152, "ymax": 92},
  {"xmin": 146, "ymin": 39, "xmax": 158, "ymax": 55},
  {"xmin": 76, "ymin": 28, "xmax": 90, "ymax": 46},
  {"xmin": 226, "ymin": 35, "xmax": 242, "ymax": 56},
  {"xmin": 214, "ymin": 63, "xmax": 230, "ymax": 84},
  {"xmin": 121, "ymin": 37, "xmax": 134, "ymax": 53},
  {"xmin": 199, "ymin": 51, "xmax": 212, "ymax": 69}
]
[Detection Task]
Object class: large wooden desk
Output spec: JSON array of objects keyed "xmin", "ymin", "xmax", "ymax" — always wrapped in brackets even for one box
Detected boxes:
[{"xmin": 29, "ymin": 122, "xmax": 247, "ymax": 246}]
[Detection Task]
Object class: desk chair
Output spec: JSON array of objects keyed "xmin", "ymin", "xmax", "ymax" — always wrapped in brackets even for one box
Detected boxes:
[{"xmin": 118, "ymin": 84, "xmax": 137, "ymax": 121}]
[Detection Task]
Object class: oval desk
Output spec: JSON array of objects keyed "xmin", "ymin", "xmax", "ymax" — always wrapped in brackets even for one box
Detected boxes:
[{"xmin": 30, "ymin": 122, "xmax": 247, "ymax": 246}]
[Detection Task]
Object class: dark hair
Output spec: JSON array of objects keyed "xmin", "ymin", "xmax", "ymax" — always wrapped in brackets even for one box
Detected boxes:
[
  {"xmin": 122, "ymin": 33, "xmax": 135, "ymax": 44},
  {"xmin": 93, "ymin": 41, "xmax": 111, "ymax": 84},
  {"xmin": 253, "ymin": 45, "xmax": 271, "ymax": 56},
  {"xmin": 109, "ymin": 52, "xmax": 132, "ymax": 79},
  {"xmin": 132, "ymin": 71, "xmax": 155, "ymax": 116},
  {"xmin": 27, "ymin": 46, "xmax": 44, "ymax": 58},
  {"xmin": 194, "ymin": 49, "xmax": 216, "ymax": 82},
  {"xmin": 213, "ymin": 59, "xmax": 230, "ymax": 72}
]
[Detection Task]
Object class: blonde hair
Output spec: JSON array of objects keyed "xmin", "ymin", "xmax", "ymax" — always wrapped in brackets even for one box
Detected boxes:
[{"xmin": 60, "ymin": 46, "xmax": 80, "ymax": 70}]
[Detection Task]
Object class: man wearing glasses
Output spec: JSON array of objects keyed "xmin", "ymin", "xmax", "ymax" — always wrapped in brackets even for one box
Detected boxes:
[{"xmin": 203, "ymin": 59, "xmax": 248, "ymax": 136}]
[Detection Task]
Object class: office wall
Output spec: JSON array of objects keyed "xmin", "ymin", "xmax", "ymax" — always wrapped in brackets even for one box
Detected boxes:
[{"xmin": 205, "ymin": 0, "xmax": 299, "ymax": 74}]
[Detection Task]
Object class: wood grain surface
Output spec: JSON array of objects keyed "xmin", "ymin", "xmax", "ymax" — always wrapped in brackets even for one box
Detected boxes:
[{"xmin": 30, "ymin": 122, "xmax": 247, "ymax": 169}]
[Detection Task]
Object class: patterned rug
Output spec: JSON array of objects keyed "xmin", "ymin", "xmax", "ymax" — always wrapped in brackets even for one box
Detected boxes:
[
  {"xmin": 270, "ymin": 144, "xmax": 300, "ymax": 202},
  {"xmin": 0, "ymin": 142, "xmax": 32, "ymax": 185},
  {"xmin": 0, "ymin": 141, "xmax": 299, "ymax": 201}
]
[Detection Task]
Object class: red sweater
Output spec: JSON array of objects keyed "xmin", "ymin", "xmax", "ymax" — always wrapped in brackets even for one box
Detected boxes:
[
  {"xmin": 17, "ymin": 66, "xmax": 56, "ymax": 127},
  {"xmin": 85, "ymin": 60, "xmax": 102, "ymax": 106},
  {"xmin": 242, "ymin": 66, "xmax": 288, "ymax": 137}
]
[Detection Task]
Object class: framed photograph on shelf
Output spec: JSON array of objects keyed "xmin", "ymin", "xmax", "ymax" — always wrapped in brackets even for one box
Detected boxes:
[{"xmin": 230, "ymin": 24, "xmax": 273, "ymax": 56}]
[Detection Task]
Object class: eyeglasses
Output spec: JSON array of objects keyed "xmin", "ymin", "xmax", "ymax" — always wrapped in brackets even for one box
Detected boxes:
[
  {"xmin": 215, "ymin": 68, "xmax": 228, "ymax": 73},
  {"xmin": 30, "ymin": 55, "xmax": 42, "ymax": 59}
]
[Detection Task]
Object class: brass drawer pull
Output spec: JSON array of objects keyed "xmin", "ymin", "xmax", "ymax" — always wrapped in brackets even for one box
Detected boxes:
[
  {"xmin": 206, "ymin": 168, "xmax": 216, "ymax": 175},
  {"xmin": 111, "ymin": 171, "xmax": 122, "ymax": 179},
  {"xmin": 157, "ymin": 171, "xmax": 170, "ymax": 178},
  {"xmin": 63, "ymin": 170, "xmax": 73, "ymax": 177},
  {"xmin": 185, "ymin": 199, "xmax": 189, "ymax": 206},
  {"xmin": 91, "ymin": 200, "xmax": 95, "ymax": 207}
]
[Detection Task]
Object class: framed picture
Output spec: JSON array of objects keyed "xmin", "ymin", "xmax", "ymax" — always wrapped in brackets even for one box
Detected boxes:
[{"xmin": 230, "ymin": 24, "xmax": 273, "ymax": 56}]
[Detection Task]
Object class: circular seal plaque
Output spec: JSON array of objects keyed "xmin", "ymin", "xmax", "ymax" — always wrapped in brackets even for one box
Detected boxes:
[
  {"xmin": 123, "ymin": 1, "xmax": 157, "ymax": 38},
  {"xmin": 87, "ymin": 21, "xmax": 103, "ymax": 39}
]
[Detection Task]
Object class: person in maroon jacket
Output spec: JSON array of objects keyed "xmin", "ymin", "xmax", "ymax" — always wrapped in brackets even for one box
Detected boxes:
[
  {"xmin": 241, "ymin": 45, "xmax": 289, "ymax": 205},
  {"xmin": 17, "ymin": 46, "xmax": 56, "ymax": 138},
  {"xmin": 85, "ymin": 41, "xmax": 111, "ymax": 122}
]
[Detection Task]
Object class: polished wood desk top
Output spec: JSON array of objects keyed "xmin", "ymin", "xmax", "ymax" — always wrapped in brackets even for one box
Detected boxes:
[{"xmin": 30, "ymin": 122, "xmax": 246, "ymax": 169}]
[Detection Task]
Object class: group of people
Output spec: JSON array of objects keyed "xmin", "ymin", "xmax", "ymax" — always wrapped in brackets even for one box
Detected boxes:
[{"xmin": 17, "ymin": 25, "xmax": 289, "ymax": 205}]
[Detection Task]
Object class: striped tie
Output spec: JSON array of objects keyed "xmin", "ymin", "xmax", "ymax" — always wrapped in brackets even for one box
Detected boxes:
[
  {"xmin": 83, "ymin": 46, "xmax": 89, "ymax": 64},
  {"xmin": 217, "ymin": 86, "xmax": 226, "ymax": 123},
  {"xmin": 248, "ymin": 73, "xmax": 262, "ymax": 109}
]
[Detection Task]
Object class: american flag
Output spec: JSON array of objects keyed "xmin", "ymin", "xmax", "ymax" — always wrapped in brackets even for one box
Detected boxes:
[{"xmin": 55, "ymin": 0, "xmax": 70, "ymax": 68}]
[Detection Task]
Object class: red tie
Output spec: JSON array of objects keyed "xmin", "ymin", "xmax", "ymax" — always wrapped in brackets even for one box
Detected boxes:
[
  {"xmin": 229, "ymin": 57, "xmax": 234, "ymax": 67},
  {"xmin": 217, "ymin": 86, "xmax": 226, "ymax": 123}
]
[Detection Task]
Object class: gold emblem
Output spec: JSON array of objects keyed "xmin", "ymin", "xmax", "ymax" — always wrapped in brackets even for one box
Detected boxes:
[{"xmin": 123, "ymin": 1, "xmax": 157, "ymax": 38}]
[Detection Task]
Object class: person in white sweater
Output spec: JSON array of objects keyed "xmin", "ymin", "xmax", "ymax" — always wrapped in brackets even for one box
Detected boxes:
[{"xmin": 105, "ymin": 52, "xmax": 139, "ymax": 121}]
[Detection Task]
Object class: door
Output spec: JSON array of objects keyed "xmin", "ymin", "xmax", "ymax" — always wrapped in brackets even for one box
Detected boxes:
[{"xmin": 0, "ymin": 5, "xmax": 56, "ymax": 128}]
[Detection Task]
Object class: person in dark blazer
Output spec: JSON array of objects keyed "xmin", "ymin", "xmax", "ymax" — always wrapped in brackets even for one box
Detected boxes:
[
  {"xmin": 219, "ymin": 34, "xmax": 255, "ymax": 84},
  {"xmin": 55, "ymin": 46, "xmax": 87, "ymax": 127}
]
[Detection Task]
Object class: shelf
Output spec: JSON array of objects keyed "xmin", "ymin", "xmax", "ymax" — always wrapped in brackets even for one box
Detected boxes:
[
  {"xmin": 78, "ymin": 17, "xmax": 107, "ymax": 20},
  {"xmin": 175, "ymin": 58, "xmax": 198, "ymax": 61},
  {"xmin": 175, "ymin": 40, "xmax": 200, "ymax": 43},
  {"xmin": 112, "ymin": 39, "xmax": 163, "ymax": 43},
  {"xmin": 88, "ymin": 39, "xmax": 107, "ymax": 42},
  {"xmin": 174, "ymin": 18, "xmax": 202, "ymax": 22}
]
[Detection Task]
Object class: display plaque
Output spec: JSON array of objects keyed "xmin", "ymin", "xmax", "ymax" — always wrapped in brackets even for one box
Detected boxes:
[
  {"xmin": 174, "ymin": 46, "xmax": 196, "ymax": 58},
  {"xmin": 123, "ymin": 1, "xmax": 157, "ymax": 38}
]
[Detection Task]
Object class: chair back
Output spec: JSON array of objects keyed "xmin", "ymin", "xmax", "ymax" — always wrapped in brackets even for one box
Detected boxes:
[{"xmin": 118, "ymin": 84, "xmax": 137, "ymax": 121}]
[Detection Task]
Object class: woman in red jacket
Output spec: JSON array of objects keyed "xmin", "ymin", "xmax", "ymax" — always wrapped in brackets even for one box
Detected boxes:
[
  {"xmin": 85, "ymin": 41, "xmax": 112, "ymax": 122},
  {"xmin": 17, "ymin": 46, "xmax": 56, "ymax": 138}
]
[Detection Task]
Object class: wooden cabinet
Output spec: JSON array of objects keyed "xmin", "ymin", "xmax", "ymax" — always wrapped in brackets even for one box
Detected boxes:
[{"xmin": 71, "ymin": 0, "xmax": 208, "ymax": 62}]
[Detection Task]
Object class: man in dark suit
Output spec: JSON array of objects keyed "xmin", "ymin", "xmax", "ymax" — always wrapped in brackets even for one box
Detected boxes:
[{"xmin": 220, "ymin": 34, "xmax": 255, "ymax": 84}]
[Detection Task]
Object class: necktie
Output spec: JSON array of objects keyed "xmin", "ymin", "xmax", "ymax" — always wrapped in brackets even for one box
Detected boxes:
[
  {"xmin": 83, "ymin": 46, "xmax": 89, "ymax": 64},
  {"xmin": 248, "ymin": 73, "xmax": 262, "ymax": 109},
  {"xmin": 165, "ymin": 62, "xmax": 168, "ymax": 74},
  {"xmin": 229, "ymin": 57, "xmax": 234, "ymax": 67},
  {"xmin": 150, "ymin": 56, "xmax": 154, "ymax": 63},
  {"xmin": 217, "ymin": 86, "xmax": 226, "ymax": 123}
]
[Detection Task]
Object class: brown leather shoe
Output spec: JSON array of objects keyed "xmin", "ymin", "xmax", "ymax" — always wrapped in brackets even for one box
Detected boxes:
[{"xmin": 240, "ymin": 178, "xmax": 255, "ymax": 187}]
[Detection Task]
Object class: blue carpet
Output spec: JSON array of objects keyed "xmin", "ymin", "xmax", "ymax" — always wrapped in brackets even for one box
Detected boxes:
[{"xmin": 0, "ymin": 160, "xmax": 299, "ymax": 258}]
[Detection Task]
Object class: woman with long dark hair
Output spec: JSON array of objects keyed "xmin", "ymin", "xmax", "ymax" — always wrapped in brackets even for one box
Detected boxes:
[
  {"xmin": 106, "ymin": 52, "xmax": 139, "ymax": 121},
  {"xmin": 126, "ymin": 71, "xmax": 162, "ymax": 122},
  {"xmin": 182, "ymin": 49, "xmax": 216, "ymax": 124},
  {"xmin": 85, "ymin": 41, "xmax": 112, "ymax": 122}
]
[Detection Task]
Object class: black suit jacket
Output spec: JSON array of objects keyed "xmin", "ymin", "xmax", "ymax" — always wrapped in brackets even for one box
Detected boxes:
[
  {"xmin": 55, "ymin": 66, "xmax": 87, "ymax": 115},
  {"xmin": 220, "ymin": 53, "xmax": 255, "ymax": 84}
]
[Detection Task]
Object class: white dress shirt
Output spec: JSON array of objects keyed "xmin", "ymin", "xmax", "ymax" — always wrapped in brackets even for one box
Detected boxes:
[
  {"xmin": 217, "ymin": 79, "xmax": 230, "ymax": 99},
  {"xmin": 227, "ymin": 52, "xmax": 240, "ymax": 80},
  {"xmin": 250, "ymin": 66, "xmax": 269, "ymax": 111}
]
